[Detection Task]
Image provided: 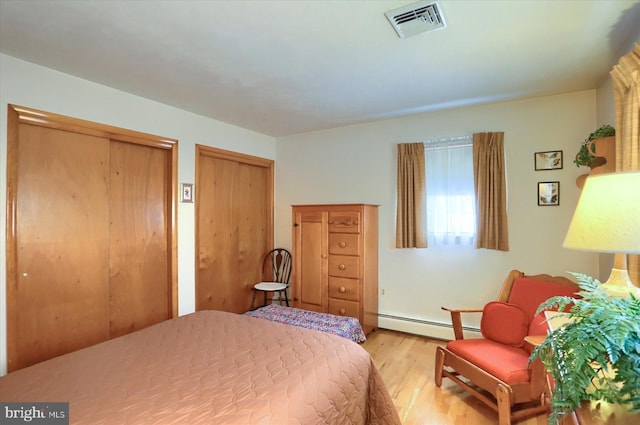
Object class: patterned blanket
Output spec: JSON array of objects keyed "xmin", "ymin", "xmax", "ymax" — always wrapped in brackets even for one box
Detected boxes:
[{"xmin": 244, "ymin": 304, "xmax": 366, "ymax": 343}]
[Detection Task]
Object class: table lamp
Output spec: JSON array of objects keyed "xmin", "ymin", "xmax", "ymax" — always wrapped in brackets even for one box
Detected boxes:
[{"xmin": 563, "ymin": 171, "xmax": 640, "ymax": 297}]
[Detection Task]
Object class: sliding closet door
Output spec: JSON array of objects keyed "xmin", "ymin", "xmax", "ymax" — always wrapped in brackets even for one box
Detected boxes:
[
  {"xmin": 109, "ymin": 141, "xmax": 172, "ymax": 338},
  {"xmin": 6, "ymin": 105, "xmax": 178, "ymax": 372},
  {"xmin": 9, "ymin": 123, "xmax": 111, "ymax": 372},
  {"xmin": 196, "ymin": 146, "xmax": 273, "ymax": 313}
]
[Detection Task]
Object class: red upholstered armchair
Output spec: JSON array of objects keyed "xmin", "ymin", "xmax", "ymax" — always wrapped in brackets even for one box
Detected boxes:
[{"xmin": 434, "ymin": 270, "xmax": 579, "ymax": 425}]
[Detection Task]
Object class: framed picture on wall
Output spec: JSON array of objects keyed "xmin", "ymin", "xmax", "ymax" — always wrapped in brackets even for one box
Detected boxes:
[
  {"xmin": 538, "ymin": 181, "xmax": 559, "ymax": 206},
  {"xmin": 181, "ymin": 183, "xmax": 194, "ymax": 203},
  {"xmin": 534, "ymin": 150, "xmax": 563, "ymax": 170}
]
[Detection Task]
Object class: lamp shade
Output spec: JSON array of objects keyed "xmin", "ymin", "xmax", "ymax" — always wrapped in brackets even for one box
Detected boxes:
[{"xmin": 563, "ymin": 171, "xmax": 640, "ymax": 254}]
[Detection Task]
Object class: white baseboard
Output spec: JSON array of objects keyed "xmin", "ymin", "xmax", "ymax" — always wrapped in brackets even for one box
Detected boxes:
[{"xmin": 377, "ymin": 313, "xmax": 481, "ymax": 341}]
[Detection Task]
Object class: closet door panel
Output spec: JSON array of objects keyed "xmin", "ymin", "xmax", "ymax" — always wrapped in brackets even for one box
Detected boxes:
[
  {"xmin": 109, "ymin": 141, "xmax": 171, "ymax": 338},
  {"xmin": 236, "ymin": 163, "xmax": 270, "ymax": 292},
  {"xmin": 197, "ymin": 156, "xmax": 239, "ymax": 311},
  {"xmin": 10, "ymin": 124, "xmax": 110, "ymax": 371}
]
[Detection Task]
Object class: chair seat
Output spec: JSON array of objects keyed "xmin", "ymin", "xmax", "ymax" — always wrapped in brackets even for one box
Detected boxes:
[
  {"xmin": 447, "ymin": 338, "xmax": 530, "ymax": 384},
  {"xmin": 254, "ymin": 282, "xmax": 288, "ymax": 291}
]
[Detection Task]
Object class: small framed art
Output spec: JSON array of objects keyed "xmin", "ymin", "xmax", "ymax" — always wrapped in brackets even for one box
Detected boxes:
[
  {"xmin": 538, "ymin": 181, "xmax": 559, "ymax": 206},
  {"xmin": 181, "ymin": 183, "xmax": 194, "ymax": 203},
  {"xmin": 534, "ymin": 150, "xmax": 563, "ymax": 171}
]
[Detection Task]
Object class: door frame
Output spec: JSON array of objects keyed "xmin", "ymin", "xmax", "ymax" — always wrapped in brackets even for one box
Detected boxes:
[{"xmin": 6, "ymin": 105, "xmax": 179, "ymax": 369}]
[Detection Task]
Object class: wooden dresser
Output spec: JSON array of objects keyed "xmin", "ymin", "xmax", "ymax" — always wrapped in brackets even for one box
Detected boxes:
[{"xmin": 292, "ymin": 204, "xmax": 378, "ymax": 334}]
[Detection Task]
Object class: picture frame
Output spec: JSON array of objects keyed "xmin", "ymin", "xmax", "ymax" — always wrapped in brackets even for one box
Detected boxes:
[
  {"xmin": 181, "ymin": 183, "xmax": 193, "ymax": 203},
  {"xmin": 534, "ymin": 150, "xmax": 563, "ymax": 171},
  {"xmin": 538, "ymin": 181, "xmax": 559, "ymax": 206}
]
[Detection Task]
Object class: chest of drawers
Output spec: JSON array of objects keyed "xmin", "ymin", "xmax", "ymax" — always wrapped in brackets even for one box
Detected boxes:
[{"xmin": 292, "ymin": 204, "xmax": 378, "ymax": 334}]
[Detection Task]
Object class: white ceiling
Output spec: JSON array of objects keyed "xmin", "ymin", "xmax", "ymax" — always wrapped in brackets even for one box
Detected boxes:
[{"xmin": 1, "ymin": 0, "xmax": 639, "ymax": 137}]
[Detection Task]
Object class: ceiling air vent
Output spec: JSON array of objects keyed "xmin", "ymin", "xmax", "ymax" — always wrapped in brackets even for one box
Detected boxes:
[{"xmin": 385, "ymin": 1, "xmax": 446, "ymax": 39}]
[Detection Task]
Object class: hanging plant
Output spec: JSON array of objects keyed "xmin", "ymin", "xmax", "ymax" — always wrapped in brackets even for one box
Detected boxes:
[{"xmin": 573, "ymin": 125, "xmax": 615, "ymax": 167}]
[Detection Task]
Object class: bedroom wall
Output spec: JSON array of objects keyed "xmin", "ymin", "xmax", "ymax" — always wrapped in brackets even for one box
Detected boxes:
[
  {"xmin": 0, "ymin": 45, "xmax": 629, "ymax": 373},
  {"xmin": 275, "ymin": 90, "xmax": 600, "ymax": 339},
  {"xmin": 0, "ymin": 54, "xmax": 276, "ymax": 375}
]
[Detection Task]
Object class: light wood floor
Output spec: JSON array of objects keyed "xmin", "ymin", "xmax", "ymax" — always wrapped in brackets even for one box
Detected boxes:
[{"xmin": 362, "ymin": 329, "xmax": 548, "ymax": 425}]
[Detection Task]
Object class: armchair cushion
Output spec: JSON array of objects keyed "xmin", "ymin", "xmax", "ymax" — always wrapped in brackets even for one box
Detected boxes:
[
  {"xmin": 508, "ymin": 277, "xmax": 578, "ymax": 335},
  {"xmin": 447, "ymin": 338, "xmax": 530, "ymax": 384},
  {"xmin": 480, "ymin": 301, "xmax": 529, "ymax": 347}
]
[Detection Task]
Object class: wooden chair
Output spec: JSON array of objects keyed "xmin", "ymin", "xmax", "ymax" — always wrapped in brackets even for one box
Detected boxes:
[
  {"xmin": 250, "ymin": 248, "xmax": 292, "ymax": 310},
  {"xmin": 434, "ymin": 270, "xmax": 580, "ymax": 425}
]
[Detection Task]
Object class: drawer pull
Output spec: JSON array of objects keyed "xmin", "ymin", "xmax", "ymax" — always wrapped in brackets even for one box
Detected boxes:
[
  {"xmin": 339, "ymin": 309, "xmax": 346, "ymax": 315},
  {"xmin": 338, "ymin": 264, "xmax": 346, "ymax": 270},
  {"xmin": 339, "ymin": 286, "xmax": 346, "ymax": 293},
  {"xmin": 338, "ymin": 241, "xmax": 346, "ymax": 248},
  {"xmin": 334, "ymin": 218, "xmax": 352, "ymax": 226}
]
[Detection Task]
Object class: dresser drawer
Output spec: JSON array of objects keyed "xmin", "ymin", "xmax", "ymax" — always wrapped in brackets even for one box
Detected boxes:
[
  {"xmin": 328, "ymin": 212, "xmax": 361, "ymax": 234},
  {"xmin": 328, "ymin": 277, "xmax": 359, "ymax": 301},
  {"xmin": 328, "ymin": 255, "xmax": 360, "ymax": 278},
  {"xmin": 328, "ymin": 298, "xmax": 360, "ymax": 319},
  {"xmin": 328, "ymin": 233, "xmax": 360, "ymax": 256}
]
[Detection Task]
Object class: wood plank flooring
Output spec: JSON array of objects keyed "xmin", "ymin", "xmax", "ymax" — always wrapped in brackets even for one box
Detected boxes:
[{"xmin": 362, "ymin": 329, "xmax": 548, "ymax": 425}]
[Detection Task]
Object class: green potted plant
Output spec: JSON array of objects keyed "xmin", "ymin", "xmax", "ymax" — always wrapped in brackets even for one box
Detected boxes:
[
  {"xmin": 573, "ymin": 125, "xmax": 615, "ymax": 168},
  {"xmin": 529, "ymin": 273, "xmax": 640, "ymax": 424}
]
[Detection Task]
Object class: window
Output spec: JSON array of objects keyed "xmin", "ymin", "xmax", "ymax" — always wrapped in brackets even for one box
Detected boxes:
[{"xmin": 425, "ymin": 137, "xmax": 476, "ymax": 246}]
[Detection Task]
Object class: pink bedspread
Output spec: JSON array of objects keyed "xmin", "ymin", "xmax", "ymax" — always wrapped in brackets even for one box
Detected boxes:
[{"xmin": 0, "ymin": 310, "xmax": 400, "ymax": 425}]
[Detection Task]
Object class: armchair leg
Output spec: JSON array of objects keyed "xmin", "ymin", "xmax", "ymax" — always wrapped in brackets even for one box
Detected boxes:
[
  {"xmin": 434, "ymin": 347, "xmax": 445, "ymax": 387},
  {"xmin": 496, "ymin": 384, "xmax": 513, "ymax": 425}
]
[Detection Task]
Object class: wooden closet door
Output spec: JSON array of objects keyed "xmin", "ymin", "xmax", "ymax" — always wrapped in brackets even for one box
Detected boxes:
[
  {"xmin": 7, "ymin": 105, "xmax": 178, "ymax": 372},
  {"xmin": 196, "ymin": 146, "xmax": 273, "ymax": 313},
  {"xmin": 109, "ymin": 141, "xmax": 171, "ymax": 338},
  {"xmin": 9, "ymin": 124, "xmax": 111, "ymax": 371}
]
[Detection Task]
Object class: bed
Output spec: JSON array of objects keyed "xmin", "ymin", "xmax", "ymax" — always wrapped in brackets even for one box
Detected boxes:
[{"xmin": 0, "ymin": 310, "xmax": 401, "ymax": 425}]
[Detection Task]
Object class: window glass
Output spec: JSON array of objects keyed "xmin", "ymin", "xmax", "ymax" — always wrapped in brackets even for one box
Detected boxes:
[{"xmin": 425, "ymin": 145, "xmax": 476, "ymax": 246}]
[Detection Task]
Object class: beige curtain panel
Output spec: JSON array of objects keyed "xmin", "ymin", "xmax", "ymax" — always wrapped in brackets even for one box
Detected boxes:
[
  {"xmin": 396, "ymin": 143, "xmax": 427, "ymax": 248},
  {"xmin": 473, "ymin": 132, "xmax": 509, "ymax": 251},
  {"xmin": 611, "ymin": 43, "xmax": 640, "ymax": 285},
  {"xmin": 611, "ymin": 43, "xmax": 640, "ymax": 172}
]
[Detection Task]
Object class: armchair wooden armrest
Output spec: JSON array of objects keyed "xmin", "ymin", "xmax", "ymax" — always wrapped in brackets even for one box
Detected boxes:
[{"xmin": 441, "ymin": 306, "xmax": 483, "ymax": 340}]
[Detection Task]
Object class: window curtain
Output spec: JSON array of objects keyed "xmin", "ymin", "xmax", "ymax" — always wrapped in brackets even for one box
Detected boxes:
[
  {"xmin": 611, "ymin": 43, "xmax": 640, "ymax": 171},
  {"xmin": 611, "ymin": 43, "xmax": 640, "ymax": 285},
  {"xmin": 426, "ymin": 144, "xmax": 476, "ymax": 246},
  {"xmin": 472, "ymin": 132, "xmax": 509, "ymax": 251},
  {"xmin": 396, "ymin": 143, "xmax": 427, "ymax": 248}
]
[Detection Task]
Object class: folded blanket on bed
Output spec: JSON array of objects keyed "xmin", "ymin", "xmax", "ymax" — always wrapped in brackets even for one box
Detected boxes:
[{"xmin": 244, "ymin": 304, "xmax": 366, "ymax": 343}]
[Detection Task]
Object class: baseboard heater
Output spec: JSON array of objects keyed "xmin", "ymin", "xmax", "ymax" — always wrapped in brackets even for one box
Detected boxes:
[{"xmin": 377, "ymin": 313, "xmax": 480, "ymax": 339}]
